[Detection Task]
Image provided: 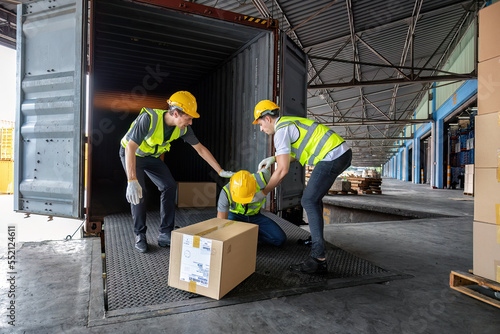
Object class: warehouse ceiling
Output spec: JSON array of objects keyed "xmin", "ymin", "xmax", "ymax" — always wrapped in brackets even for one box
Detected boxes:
[{"xmin": 1, "ymin": 0, "xmax": 483, "ymax": 167}]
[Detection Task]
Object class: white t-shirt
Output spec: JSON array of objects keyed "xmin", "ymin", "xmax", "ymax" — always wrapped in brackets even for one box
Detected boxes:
[{"xmin": 273, "ymin": 117, "xmax": 349, "ymax": 165}]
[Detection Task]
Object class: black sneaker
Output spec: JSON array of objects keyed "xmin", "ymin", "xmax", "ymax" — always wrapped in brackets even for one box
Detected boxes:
[
  {"xmin": 135, "ymin": 233, "xmax": 148, "ymax": 253},
  {"xmin": 289, "ymin": 257, "xmax": 327, "ymax": 274},
  {"xmin": 158, "ymin": 232, "xmax": 171, "ymax": 247}
]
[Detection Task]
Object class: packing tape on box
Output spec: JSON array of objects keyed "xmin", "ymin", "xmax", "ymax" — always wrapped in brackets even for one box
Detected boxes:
[
  {"xmin": 497, "ymin": 263, "xmax": 500, "ymax": 283},
  {"xmin": 497, "ymin": 204, "xmax": 500, "ymax": 228},
  {"xmin": 498, "ymin": 224, "xmax": 500, "ymax": 244},
  {"xmin": 192, "ymin": 221, "xmax": 240, "ymax": 248},
  {"xmin": 189, "ymin": 280, "xmax": 197, "ymax": 293},
  {"xmin": 498, "ymin": 150, "xmax": 500, "ymax": 182}
]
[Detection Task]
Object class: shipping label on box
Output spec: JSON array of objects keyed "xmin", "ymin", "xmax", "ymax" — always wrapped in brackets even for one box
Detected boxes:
[{"xmin": 180, "ymin": 235, "xmax": 212, "ymax": 288}]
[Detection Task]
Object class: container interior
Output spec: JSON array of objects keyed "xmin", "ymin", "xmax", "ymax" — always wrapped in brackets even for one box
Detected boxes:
[{"xmin": 90, "ymin": 0, "xmax": 275, "ymax": 218}]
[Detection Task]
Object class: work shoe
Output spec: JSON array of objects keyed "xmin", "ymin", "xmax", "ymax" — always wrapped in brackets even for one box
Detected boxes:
[
  {"xmin": 135, "ymin": 233, "xmax": 148, "ymax": 253},
  {"xmin": 158, "ymin": 232, "xmax": 171, "ymax": 247},
  {"xmin": 289, "ymin": 257, "xmax": 327, "ymax": 274}
]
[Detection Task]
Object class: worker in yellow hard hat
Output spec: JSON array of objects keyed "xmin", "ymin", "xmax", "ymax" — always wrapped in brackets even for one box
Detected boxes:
[
  {"xmin": 120, "ymin": 91, "xmax": 235, "ymax": 253},
  {"xmin": 252, "ymin": 99, "xmax": 352, "ymax": 274},
  {"xmin": 217, "ymin": 169, "xmax": 286, "ymax": 246}
]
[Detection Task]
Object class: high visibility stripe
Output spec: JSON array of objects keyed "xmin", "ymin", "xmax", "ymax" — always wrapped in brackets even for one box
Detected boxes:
[
  {"xmin": 144, "ymin": 108, "xmax": 157, "ymax": 139},
  {"xmin": 308, "ymin": 129, "xmax": 333, "ymax": 165},
  {"xmin": 298, "ymin": 122, "xmax": 318, "ymax": 158},
  {"xmin": 255, "ymin": 174, "xmax": 266, "ymax": 189}
]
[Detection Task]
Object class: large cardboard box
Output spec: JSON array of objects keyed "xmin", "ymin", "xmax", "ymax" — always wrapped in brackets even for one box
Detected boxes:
[
  {"xmin": 168, "ymin": 218, "xmax": 258, "ymax": 300},
  {"xmin": 177, "ymin": 182, "xmax": 217, "ymax": 208},
  {"xmin": 475, "ymin": 112, "xmax": 500, "ymax": 168},
  {"xmin": 479, "ymin": 1, "xmax": 500, "ymax": 62},
  {"xmin": 477, "ymin": 56, "xmax": 500, "ymax": 115},
  {"xmin": 473, "ymin": 221, "xmax": 500, "ymax": 283},
  {"xmin": 474, "ymin": 168, "xmax": 500, "ymax": 225}
]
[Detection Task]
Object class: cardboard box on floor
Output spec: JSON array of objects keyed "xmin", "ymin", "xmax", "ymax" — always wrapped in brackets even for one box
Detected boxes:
[
  {"xmin": 168, "ymin": 218, "xmax": 258, "ymax": 300},
  {"xmin": 177, "ymin": 182, "xmax": 217, "ymax": 208},
  {"xmin": 473, "ymin": 221, "xmax": 500, "ymax": 283}
]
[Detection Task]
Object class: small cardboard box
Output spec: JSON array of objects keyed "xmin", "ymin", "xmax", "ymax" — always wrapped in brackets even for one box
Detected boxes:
[
  {"xmin": 168, "ymin": 218, "xmax": 258, "ymax": 300},
  {"xmin": 477, "ymin": 56, "xmax": 500, "ymax": 115},
  {"xmin": 177, "ymin": 182, "xmax": 217, "ymax": 208},
  {"xmin": 473, "ymin": 221, "xmax": 500, "ymax": 283},
  {"xmin": 473, "ymin": 168, "xmax": 500, "ymax": 225},
  {"xmin": 474, "ymin": 113, "xmax": 500, "ymax": 168},
  {"xmin": 479, "ymin": 1, "xmax": 500, "ymax": 62}
]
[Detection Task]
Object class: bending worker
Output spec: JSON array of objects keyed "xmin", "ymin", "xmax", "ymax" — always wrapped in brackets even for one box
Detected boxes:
[
  {"xmin": 120, "ymin": 91, "xmax": 234, "ymax": 253},
  {"xmin": 252, "ymin": 100, "xmax": 352, "ymax": 274},
  {"xmin": 217, "ymin": 169, "xmax": 286, "ymax": 246}
]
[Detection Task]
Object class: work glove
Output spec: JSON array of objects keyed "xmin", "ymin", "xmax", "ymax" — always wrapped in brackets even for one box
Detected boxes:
[
  {"xmin": 219, "ymin": 170, "xmax": 235, "ymax": 178},
  {"xmin": 258, "ymin": 156, "xmax": 276, "ymax": 170},
  {"xmin": 126, "ymin": 180, "xmax": 143, "ymax": 205},
  {"xmin": 251, "ymin": 190, "xmax": 266, "ymax": 203}
]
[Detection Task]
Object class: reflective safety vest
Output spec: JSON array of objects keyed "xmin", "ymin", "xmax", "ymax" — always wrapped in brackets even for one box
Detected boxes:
[
  {"xmin": 121, "ymin": 108, "xmax": 187, "ymax": 158},
  {"xmin": 223, "ymin": 172, "xmax": 267, "ymax": 216},
  {"xmin": 275, "ymin": 116, "xmax": 344, "ymax": 166}
]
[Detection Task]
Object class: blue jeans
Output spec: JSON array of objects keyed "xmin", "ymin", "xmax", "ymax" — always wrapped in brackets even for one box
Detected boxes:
[
  {"xmin": 120, "ymin": 149, "xmax": 176, "ymax": 235},
  {"xmin": 301, "ymin": 149, "xmax": 352, "ymax": 258},
  {"xmin": 228, "ymin": 212, "xmax": 287, "ymax": 246}
]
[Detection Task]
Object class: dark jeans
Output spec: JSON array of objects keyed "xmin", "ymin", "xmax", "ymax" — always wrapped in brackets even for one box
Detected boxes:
[
  {"xmin": 228, "ymin": 212, "xmax": 287, "ymax": 246},
  {"xmin": 120, "ymin": 150, "xmax": 176, "ymax": 236},
  {"xmin": 301, "ymin": 149, "xmax": 352, "ymax": 258}
]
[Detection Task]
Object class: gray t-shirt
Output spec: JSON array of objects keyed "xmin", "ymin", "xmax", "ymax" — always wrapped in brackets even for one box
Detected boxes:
[
  {"xmin": 217, "ymin": 169, "xmax": 271, "ymax": 213},
  {"xmin": 125, "ymin": 111, "xmax": 199, "ymax": 147}
]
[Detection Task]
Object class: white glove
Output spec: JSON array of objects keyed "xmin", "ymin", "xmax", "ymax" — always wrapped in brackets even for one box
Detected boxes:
[
  {"xmin": 219, "ymin": 170, "xmax": 235, "ymax": 178},
  {"xmin": 126, "ymin": 180, "xmax": 143, "ymax": 205},
  {"xmin": 251, "ymin": 190, "xmax": 266, "ymax": 203},
  {"xmin": 258, "ymin": 156, "xmax": 276, "ymax": 170}
]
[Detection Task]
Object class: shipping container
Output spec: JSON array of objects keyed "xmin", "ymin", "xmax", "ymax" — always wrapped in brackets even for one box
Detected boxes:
[{"xmin": 14, "ymin": 0, "xmax": 308, "ymax": 231}]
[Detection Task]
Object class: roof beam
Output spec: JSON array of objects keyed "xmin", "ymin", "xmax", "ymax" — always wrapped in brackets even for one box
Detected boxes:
[
  {"xmin": 303, "ymin": 0, "xmax": 472, "ymax": 52},
  {"xmin": 308, "ymin": 73, "xmax": 474, "ymax": 89}
]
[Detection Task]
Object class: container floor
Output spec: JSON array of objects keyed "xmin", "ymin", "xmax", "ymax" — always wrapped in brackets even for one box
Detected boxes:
[{"xmin": 103, "ymin": 209, "xmax": 405, "ymax": 315}]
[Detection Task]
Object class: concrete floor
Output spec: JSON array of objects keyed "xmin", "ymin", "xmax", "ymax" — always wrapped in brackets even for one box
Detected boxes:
[{"xmin": 1, "ymin": 178, "xmax": 500, "ymax": 333}]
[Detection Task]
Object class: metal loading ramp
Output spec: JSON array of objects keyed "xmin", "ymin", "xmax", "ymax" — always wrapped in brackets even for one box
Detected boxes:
[{"xmin": 103, "ymin": 209, "xmax": 408, "ymax": 317}]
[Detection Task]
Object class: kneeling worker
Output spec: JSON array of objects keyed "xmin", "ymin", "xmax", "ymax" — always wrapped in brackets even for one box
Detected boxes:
[{"xmin": 217, "ymin": 170, "xmax": 286, "ymax": 246}]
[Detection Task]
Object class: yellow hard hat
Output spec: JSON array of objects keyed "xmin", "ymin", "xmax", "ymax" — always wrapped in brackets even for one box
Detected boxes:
[
  {"xmin": 229, "ymin": 170, "xmax": 257, "ymax": 204},
  {"xmin": 167, "ymin": 91, "xmax": 200, "ymax": 118},
  {"xmin": 253, "ymin": 100, "xmax": 279, "ymax": 124}
]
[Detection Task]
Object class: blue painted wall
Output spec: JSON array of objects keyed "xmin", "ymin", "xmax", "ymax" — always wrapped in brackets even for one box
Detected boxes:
[{"xmin": 384, "ymin": 79, "xmax": 477, "ymax": 188}]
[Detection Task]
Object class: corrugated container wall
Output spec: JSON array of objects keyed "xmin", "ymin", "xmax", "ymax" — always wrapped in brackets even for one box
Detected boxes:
[{"xmin": 89, "ymin": 0, "xmax": 274, "ymax": 218}]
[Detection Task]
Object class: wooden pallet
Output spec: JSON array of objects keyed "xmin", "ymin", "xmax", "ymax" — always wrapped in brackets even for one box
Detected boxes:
[
  {"xmin": 361, "ymin": 190, "xmax": 382, "ymax": 194},
  {"xmin": 328, "ymin": 190, "xmax": 358, "ymax": 195},
  {"xmin": 450, "ymin": 270, "xmax": 500, "ymax": 309}
]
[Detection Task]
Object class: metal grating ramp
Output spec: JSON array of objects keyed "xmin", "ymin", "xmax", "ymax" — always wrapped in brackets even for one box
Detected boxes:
[{"xmin": 104, "ymin": 208, "xmax": 405, "ymax": 314}]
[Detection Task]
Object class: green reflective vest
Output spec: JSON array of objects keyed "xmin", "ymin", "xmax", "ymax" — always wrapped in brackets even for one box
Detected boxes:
[
  {"xmin": 121, "ymin": 108, "xmax": 187, "ymax": 158},
  {"xmin": 275, "ymin": 116, "xmax": 344, "ymax": 166},
  {"xmin": 223, "ymin": 172, "xmax": 268, "ymax": 216}
]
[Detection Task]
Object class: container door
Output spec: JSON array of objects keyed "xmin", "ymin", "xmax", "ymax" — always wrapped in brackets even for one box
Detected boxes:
[
  {"xmin": 276, "ymin": 34, "xmax": 307, "ymax": 217},
  {"xmin": 14, "ymin": 0, "xmax": 86, "ymax": 218}
]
